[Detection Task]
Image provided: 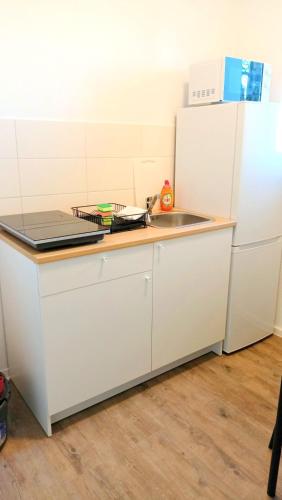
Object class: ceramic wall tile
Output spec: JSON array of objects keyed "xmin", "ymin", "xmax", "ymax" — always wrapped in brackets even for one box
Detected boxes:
[
  {"xmin": 0, "ymin": 197, "xmax": 22, "ymax": 216},
  {"xmin": 0, "ymin": 120, "xmax": 17, "ymax": 158},
  {"xmin": 0, "ymin": 160, "xmax": 20, "ymax": 198},
  {"xmin": 86, "ymin": 123, "xmax": 141, "ymax": 157},
  {"xmin": 16, "ymin": 120, "xmax": 85, "ymax": 159},
  {"xmin": 87, "ymin": 158, "xmax": 133, "ymax": 192},
  {"xmin": 22, "ymin": 193, "xmax": 87, "ymax": 214},
  {"xmin": 141, "ymin": 125, "xmax": 175, "ymax": 157},
  {"xmin": 134, "ymin": 157, "xmax": 174, "ymax": 208},
  {"xmin": 87, "ymin": 189, "xmax": 135, "ymax": 206},
  {"xmin": 19, "ymin": 159, "xmax": 87, "ymax": 196}
]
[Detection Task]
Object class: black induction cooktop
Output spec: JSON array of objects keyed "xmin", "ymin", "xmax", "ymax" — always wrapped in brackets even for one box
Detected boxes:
[{"xmin": 0, "ymin": 210, "xmax": 110, "ymax": 250}]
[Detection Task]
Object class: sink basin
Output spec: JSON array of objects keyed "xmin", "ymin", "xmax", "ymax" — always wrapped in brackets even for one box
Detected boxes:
[{"xmin": 149, "ymin": 211, "xmax": 212, "ymax": 228}]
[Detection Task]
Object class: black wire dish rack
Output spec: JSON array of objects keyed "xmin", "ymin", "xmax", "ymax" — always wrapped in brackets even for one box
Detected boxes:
[{"xmin": 72, "ymin": 203, "xmax": 148, "ymax": 233}]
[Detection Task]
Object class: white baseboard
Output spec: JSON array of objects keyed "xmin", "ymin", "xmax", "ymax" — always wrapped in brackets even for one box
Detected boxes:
[{"xmin": 274, "ymin": 326, "xmax": 282, "ymax": 337}]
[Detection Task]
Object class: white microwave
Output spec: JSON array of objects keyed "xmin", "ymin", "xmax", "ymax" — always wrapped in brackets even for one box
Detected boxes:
[{"xmin": 188, "ymin": 56, "xmax": 271, "ymax": 106}]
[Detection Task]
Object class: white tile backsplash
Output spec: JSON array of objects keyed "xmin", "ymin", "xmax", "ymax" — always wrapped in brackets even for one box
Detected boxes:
[
  {"xmin": 86, "ymin": 124, "xmax": 141, "ymax": 157},
  {"xmin": 0, "ymin": 120, "xmax": 17, "ymax": 158},
  {"xmin": 0, "ymin": 122, "xmax": 177, "ymax": 218},
  {"xmin": 22, "ymin": 193, "xmax": 87, "ymax": 214},
  {"xmin": 134, "ymin": 157, "xmax": 174, "ymax": 208},
  {"xmin": 87, "ymin": 158, "xmax": 133, "ymax": 192},
  {"xmin": 87, "ymin": 190, "xmax": 135, "ymax": 206},
  {"xmin": 141, "ymin": 125, "xmax": 175, "ymax": 157},
  {"xmin": 0, "ymin": 121, "xmax": 176, "ymax": 220},
  {"xmin": 0, "ymin": 160, "xmax": 20, "ymax": 198},
  {"xmin": 20, "ymin": 159, "xmax": 87, "ymax": 196},
  {"xmin": 0, "ymin": 197, "xmax": 22, "ymax": 215},
  {"xmin": 2, "ymin": 120, "xmax": 175, "ymax": 214},
  {"xmin": 16, "ymin": 120, "xmax": 85, "ymax": 159}
]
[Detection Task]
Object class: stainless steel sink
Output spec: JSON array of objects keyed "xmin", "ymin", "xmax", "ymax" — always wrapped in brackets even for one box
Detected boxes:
[{"xmin": 149, "ymin": 211, "xmax": 212, "ymax": 228}]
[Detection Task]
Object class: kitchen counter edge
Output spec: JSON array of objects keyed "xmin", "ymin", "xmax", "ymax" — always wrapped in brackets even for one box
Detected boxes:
[{"xmin": 0, "ymin": 216, "xmax": 236, "ymax": 265}]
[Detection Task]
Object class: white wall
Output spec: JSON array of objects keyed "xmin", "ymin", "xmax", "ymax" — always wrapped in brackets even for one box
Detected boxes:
[
  {"xmin": 231, "ymin": 0, "xmax": 282, "ymax": 103},
  {"xmin": 0, "ymin": 0, "xmax": 237, "ymax": 124}
]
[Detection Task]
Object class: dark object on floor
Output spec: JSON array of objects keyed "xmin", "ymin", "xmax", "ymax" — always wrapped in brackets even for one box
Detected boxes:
[
  {"xmin": 267, "ymin": 377, "xmax": 282, "ymax": 497},
  {"xmin": 0, "ymin": 372, "xmax": 11, "ymax": 450}
]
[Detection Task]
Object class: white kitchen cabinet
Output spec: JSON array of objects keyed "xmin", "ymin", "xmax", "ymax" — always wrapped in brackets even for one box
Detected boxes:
[
  {"xmin": 0, "ymin": 226, "xmax": 233, "ymax": 435},
  {"xmin": 42, "ymin": 272, "xmax": 152, "ymax": 415},
  {"xmin": 0, "ymin": 241, "xmax": 153, "ymax": 435},
  {"xmin": 152, "ymin": 228, "xmax": 233, "ymax": 369}
]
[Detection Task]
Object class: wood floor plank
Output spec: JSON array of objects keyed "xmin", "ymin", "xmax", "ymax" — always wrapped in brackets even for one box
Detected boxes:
[{"xmin": 1, "ymin": 335, "xmax": 281, "ymax": 499}]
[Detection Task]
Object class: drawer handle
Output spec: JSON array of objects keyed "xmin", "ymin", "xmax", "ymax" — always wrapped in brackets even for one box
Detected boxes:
[{"xmin": 102, "ymin": 256, "xmax": 109, "ymax": 263}]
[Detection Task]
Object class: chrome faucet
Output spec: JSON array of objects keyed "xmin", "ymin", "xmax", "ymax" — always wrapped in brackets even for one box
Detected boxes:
[{"xmin": 146, "ymin": 194, "xmax": 160, "ymax": 215}]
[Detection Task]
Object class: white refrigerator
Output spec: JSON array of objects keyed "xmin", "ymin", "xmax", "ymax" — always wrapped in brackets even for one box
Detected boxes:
[{"xmin": 175, "ymin": 102, "xmax": 282, "ymax": 352}]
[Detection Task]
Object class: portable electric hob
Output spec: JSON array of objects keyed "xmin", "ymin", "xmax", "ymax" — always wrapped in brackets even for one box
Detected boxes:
[{"xmin": 0, "ymin": 210, "xmax": 110, "ymax": 250}]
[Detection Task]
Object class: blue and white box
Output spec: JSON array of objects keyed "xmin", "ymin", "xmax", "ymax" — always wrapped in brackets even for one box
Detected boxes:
[{"xmin": 188, "ymin": 56, "xmax": 271, "ymax": 105}]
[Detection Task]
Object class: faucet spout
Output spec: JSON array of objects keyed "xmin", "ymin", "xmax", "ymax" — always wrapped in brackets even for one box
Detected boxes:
[{"xmin": 146, "ymin": 194, "xmax": 160, "ymax": 215}]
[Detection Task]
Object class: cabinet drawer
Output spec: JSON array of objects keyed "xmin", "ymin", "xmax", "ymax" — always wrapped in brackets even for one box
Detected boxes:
[{"xmin": 39, "ymin": 244, "xmax": 153, "ymax": 296}]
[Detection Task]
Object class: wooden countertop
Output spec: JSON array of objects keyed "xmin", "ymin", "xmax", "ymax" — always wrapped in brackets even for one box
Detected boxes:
[{"xmin": 0, "ymin": 212, "xmax": 235, "ymax": 264}]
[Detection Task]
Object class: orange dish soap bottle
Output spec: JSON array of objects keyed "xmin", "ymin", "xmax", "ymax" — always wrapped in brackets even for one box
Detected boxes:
[{"xmin": 160, "ymin": 179, "xmax": 174, "ymax": 211}]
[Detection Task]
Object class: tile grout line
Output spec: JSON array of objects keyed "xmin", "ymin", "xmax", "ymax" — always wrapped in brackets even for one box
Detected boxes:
[
  {"xmin": 1, "ymin": 119, "xmax": 175, "ymax": 214},
  {"xmin": 83, "ymin": 122, "xmax": 89, "ymax": 204},
  {"xmin": 14, "ymin": 120, "xmax": 24, "ymax": 214},
  {"xmin": 20, "ymin": 188, "xmax": 134, "ymax": 198}
]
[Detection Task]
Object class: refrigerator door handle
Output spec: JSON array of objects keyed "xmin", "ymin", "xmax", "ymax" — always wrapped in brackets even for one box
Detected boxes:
[{"xmin": 232, "ymin": 237, "xmax": 282, "ymax": 253}]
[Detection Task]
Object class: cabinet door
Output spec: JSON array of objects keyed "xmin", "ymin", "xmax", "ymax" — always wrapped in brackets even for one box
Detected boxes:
[
  {"xmin": 152, "ymin": 229, "xmax": 232, "ymax": 370},
  {"xmin": 42, "ymin": 272, "xmax": 152, "ymax": 415}
]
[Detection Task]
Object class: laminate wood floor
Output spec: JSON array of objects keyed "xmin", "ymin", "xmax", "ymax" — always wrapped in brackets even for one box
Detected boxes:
[{"xmin": 1, "ymin": 335, "xmax": 281, "ymax": 500}]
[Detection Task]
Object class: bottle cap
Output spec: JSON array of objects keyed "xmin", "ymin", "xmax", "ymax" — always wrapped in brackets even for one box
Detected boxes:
[{"xmin": 164, "ymin": 179, "xmax": 170, "ymax": 186}]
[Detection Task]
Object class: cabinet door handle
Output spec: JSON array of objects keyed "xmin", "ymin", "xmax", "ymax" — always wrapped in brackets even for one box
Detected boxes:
[
  {"xmin": 144, "ymin": 275, "xmax": 151, "ymax": 294},
  {"xmin": 157, "ymin": 242, "xmax": 165, "ymax": 262},
  {"xmin": 102, "ymin": 256, "xmax": 109, "ymax": 263}
]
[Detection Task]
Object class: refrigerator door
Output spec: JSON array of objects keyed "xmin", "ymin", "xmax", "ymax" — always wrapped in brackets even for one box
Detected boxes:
[
  {"xmin": 175, "ymin": 103, "xmax": 238, "ymax": 218},
  {"xmin": 224, "ymin": 238, "xmax": 282, "ymax": 353},
  {"xmin": 232, "ymin": 102, "xmax": 282, "ymax": 245}
]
